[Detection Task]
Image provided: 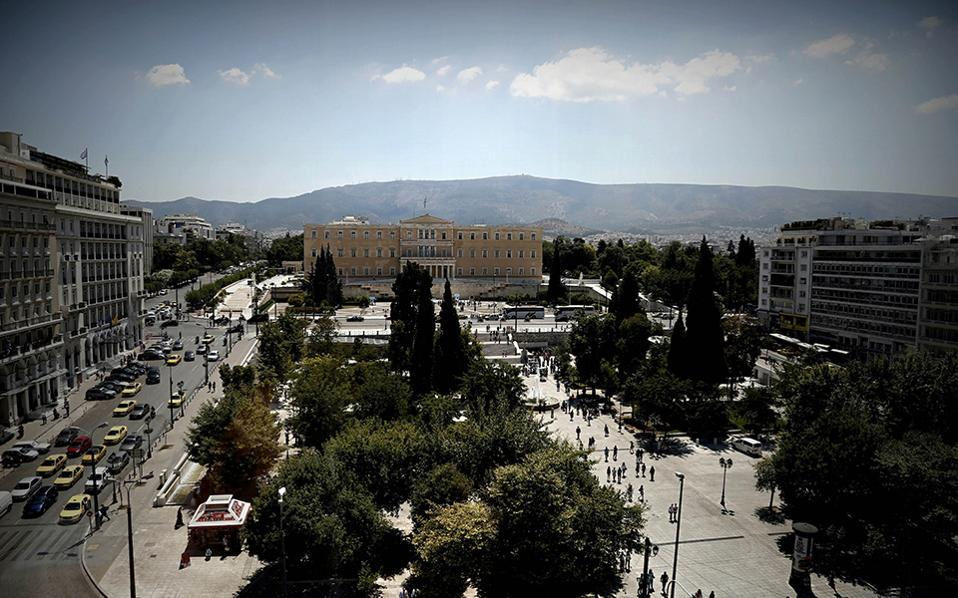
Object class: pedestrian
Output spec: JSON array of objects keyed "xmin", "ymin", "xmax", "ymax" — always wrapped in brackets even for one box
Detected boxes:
[
  {"xmin": 576, "ymin": 426, "xmax": 581, "ymax": 440},
  {"xmin": 630, "ymin": 440, "xmax": 634, "ymax": 454},
  {"xmin": 660, "ymin": 571, "xmax": 669, "ymax": 595},
  {"xmin": 668, "ymin": 504, "xmax": 674, "ymax": 523},
  {"xmin": 606, "ymin": 466, "xmax": 611, "ymax": 483},
  {"xmin": 604, "ymin": 447, "xmax": 609, "ymax": 462},
  {"xmin": 604, "ymin": 423, "xmax": 609, "ymax": 437},
  {"xmin": 551, "ymin": 408, "xmax": 555, "ymax": 419},
  {"xmin": 648, "ymin": 570, "xmax": 655, "ymax": 593},
  {"xmin": 708, "ymin": 591, "xmax": 715, "ymax": 598},
  {"xmin": 222, "ymin": 535, "xmax": 229, "ymax": 554},
  {"xmin": 649, "ymin": 465, "xmax": 655, "ymax": 482},
  {"xmin": 205, "ymin": 547, "xmax": 213, "ymax": 560},
  {"xmin": 641, "ymin": 463, "xmax": 646, "ymax": 477},
  {"xmin": 639, "ymin": 484, "xmax": 644, "ymax": 502},
  {"xmin": 627, "ymin": 483, "xmax": 633, "ymax": 502},
  {"xmin": 100, "ymin": 505, "xmax": 110, "ymax": 521},
  {"xmin": 176, "ymin": 507, "xmax": 184, "ymax": 528},
  {"xmin": 618, "ymin": 420, "xmax": 623, "ymax": 433},
  {"xmin": 613, "ymin": 445, "xmax": 618, "ymax": 461}
]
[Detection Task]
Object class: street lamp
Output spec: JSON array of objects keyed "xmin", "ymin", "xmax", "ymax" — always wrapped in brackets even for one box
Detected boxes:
[
  {"xmin": 122, "ymin": 479, "xmax": 138, "ymax": 598},
  {"xmin": 719, "ymin": 457, "xmax": 733, "ymax": 512},
  {"xmin": 670, "ymin": 472, "xmax": 685, "ymax": 598},
  {"xmin": 640, "ymin": 537, "xmax": 659, "ymax": 598},
  {"xmin": 168, "ymin": 362, "xmax": 176, "ymax": 429},
  {"xmin": 90, "ymin": 422, "xmax": 109, "ymax": 530},
  {"xmin": 278, "ymin": 486, "xmax": 288, "ymax": 598}
]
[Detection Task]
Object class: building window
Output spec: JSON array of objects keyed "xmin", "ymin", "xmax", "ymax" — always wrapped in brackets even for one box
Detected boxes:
[
  {"xmin": 800, "ymin": 277, "xmax": 807, "ymax": 285},
  {"xmin": 507, "ymin": 250, "xmax": 512, "ymax": 258},
  {"xmin": 337, "ymin": 231, "xmax": 343, "ymax": 238},
  {"xmin": 364, "ymin": 231, "xmax": 369, "ymax": 239},
  {"xmin": 519, "ymin": 268, "xmax": 524, "ymax": 275},
  {"xmin": 311, "ymin": 249, "xmax": 317, "ymax": 257},
  {"xmin": 390, "ymin": 267, "xmax": 396, "ymax": 275},
  {"xmin": 364, "ymin": 267, "xmax": 369, "ymax": 275},
  {"xmin": 800, "ymin": 264, "xmax": 807, "ymax": 271},
  {"xmin": 519, "ymin": 232, "xmax": 524, "ymax": 240},
  {"xmin": 311, "ymin": 230, "xmax": 317, "ymax": 238},
  {"xmin": 506, "ymin": 267, "xmax": 511, "ymax": 275},
  {"xmin": 350, "ymin": 267, "xmax": 356, "ymax": 275},
  {"xmin": 470, "ymin": 249, "xmax": 475, "ymax": 258},
  {"xmin": 482, "ymin": 249, "xmax": 487, "ymax": 258},
  {"xmin": 495, "ymin": 250, "xmax": 500, "ymax": 258},
  {"xmin": 377, "ymin": 267, "xmax": 383, "ymax": 275},
  {"xmin": 351, "ymin": 248, "xmax": 357, "ymax": 257},
  {"xmin": 507, "ymin": 233, "xmax": 512, "ymax": 240},
  {"xmin": 457, "ymin": 268, "xmax": 463, "ymax": 276},
  {"xmin": 377, "ymin": 248, "xmax": 383, "ymax": 257},
  {"xmin": 482, "ymin": 232, "xmax": 488, "ymax": 240},
  {"xmin": 390, "ymin": 248, "xmax": 396, "ymax": 258},
  {"xmin": 470, "ymin": 232, "xmax": 475, "ymax": 240},
  {"xmin": 458, "ymin": 232, "xmax": 463, "ymax": 240},
  {"xmin": 457, "ymin": 249, "xmax": 462, "ymax": 257},
  {"xmin": 377, "ymin": 231, "xmax": 382, "ymax": 239},
  {"xmin": 363, "ymin": 248, "xmax": 369, "ymax": 257},
  {"xmin": 390, "ymin": 231, "xmax": 396, "ymax": 239},
  {"xmin": 338, "ymin": 248, "xmax": 344, "ymax": 257},
  {"xmin": 441, "ymin": 232, "xmax": 446, "ymax": 240},
  {"xmin": 531, "ymin": 267, "xmax": 536, "ymax": 276},
  {"xmin": 351, "ymin": 231, "xmax": 356, "ymax": 239},
  {"xmin": 494, "ymin": 268, "xmax": 500, "ymax": 276},
  {"xmin": 495, "ymin": 232, "xmax": 500, "ymax": 240},
  {"xmin": 470, "ymin": 268, "xmax": 476, "ymax": 275},
  {"xmin": 519, "ymin": 250, "xmax": 524, "ymax": 258},
  {"xmin": 531, "ymin": 249, "xmax": 536, "ymax": 258}
]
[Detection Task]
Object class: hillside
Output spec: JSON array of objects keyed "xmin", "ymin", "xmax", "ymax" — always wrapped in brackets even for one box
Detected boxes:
[{"xmin": 129, "ymin": 175, "xmax": 958, "ymax": 233}]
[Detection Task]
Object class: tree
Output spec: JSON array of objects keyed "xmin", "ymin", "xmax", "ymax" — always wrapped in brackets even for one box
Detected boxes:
[
  {"xmin": 547, "ymin": 239, "xmax": 567, "ymax": 304},
  {"xmin": 615, "ymin": 312, "xmax": 652, "ymax": 377},
  {"xmin": 667, "ymin": 312, "xmax": 688, "ymax": 378},
  {"xmin": 407, "ymin": 501, "xmax": 494, "ymax": 598},
  {"xmin": 388, "ymin": 262, "xmax": 423, "ymax": 372},
  {"xmin": 286, "ymin": 357, "xmax": 352, "ymax": 449},
  {"xmin": 257, "ymin": 313, "xmax": 306, "ymax": 380},
  {"xmin": 323, "ymin": 246, "xmax": 343, "ymax": 306},
  {"xmin": 433, "ymin": 279, "xmax": 466, "ymax": 394},
  {"xmin": 567, "ymin": 313, "xmax": 617, "ymax": 395},
  {"xmin": 684, "ymin": 238, "xmax": 726, "ymax": 385},
  {"xmin": 351, "ymin": 361, "xmax": 412, "ymax": 421},
  {"xmin": 611, "ymin": 267, "xmax": 640, "ymax": 322},
  {"xmin": 733, "ymin": 386, "xmax": 778, "ymax": 436},
  {"xmin": 305, "ymin": 314, "xmax": 337, "ymax": 357},
  {"xmin": 266, "ymin": 232, "xmax": 303, "ymax": 266},
  {"xmin": 754, "ymin": 455, "xmax": 777, "ymax": 510},
  {"xmin": 411, "ymin": 268, "xmax": 435, "ymax": 394},
  {"xmin": 460, "ymin": 359, "xmax": 527, "ymax": 414},
  {"xmin": 410, "ymin": 463, "xmax": 473, "ymax": 526},
  {"xmin": 621, "ymin": 370, "xmax": 683, "ymax": 435}
]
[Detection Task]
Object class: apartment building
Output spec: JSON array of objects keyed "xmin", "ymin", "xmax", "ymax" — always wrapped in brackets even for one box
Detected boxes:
[
  {"xmin": 0, "ymin": 132, "xmax": 145, "ymax": 424},
  {"xmin": 759, "ymin": 217, "xmax": 958, "ymax": 355},
  {"xmin": 155, "ymin": 213, "xmax": 214, "ymax": 242},
  {"xmin": 304, "ymin": 214, "xmax": 542, "ymax": 292},
  {"xmin": 918, "ymin": 218, "xmax": 958, "ymax": 353},
  {"xmin": 121, "ymin": 204, "xmax": 154, "ymax": 275}
]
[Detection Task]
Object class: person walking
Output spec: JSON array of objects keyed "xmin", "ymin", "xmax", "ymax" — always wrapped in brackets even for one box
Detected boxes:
[
  {"xmin": 641, "ymin": 463, "xmax": 646, "ymax": 477},
  {"xmin": 709, "ymin": 591, "xmax": 715, "ymax": 598},
  {"xmin": 613, "ymin": 445, "xmax": 618, "ymax": 461},
  {"xmin": 639, "ymin": 484, "xmax": 644, "ymax": 502},
  {"xmin": 649, "ymin": 465, "xmax": 655, "ymax": 482},
  {"xmin": 660, "ymin": 571, "xmax": 669, "ymax": 596},
  {"xmin": 604, "ymin": 423, "xmax": 609, "ymax": 437},
  {"xmin": 648, "ymin": 570, "xmax": 655, "ymax": 593},
  {"xmin": 630, "ymin": 440, "xmax": 634, "ymax": 454},
  {"xmin": 576, "ymin": 426, "xmax": 581, "ymax": 440},
  {"xmin": 604, "ymin": 447, "xmax": 609, "ymax": 462},
  {"xmin": 606, "ymin": 466, "xmax": 611, "ymax": 483}
]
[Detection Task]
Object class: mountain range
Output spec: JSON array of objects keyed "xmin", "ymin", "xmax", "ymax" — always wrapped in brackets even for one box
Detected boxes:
[{"xmin": 129, "ymin": 175, "xmax": 958, "ymax": 234}]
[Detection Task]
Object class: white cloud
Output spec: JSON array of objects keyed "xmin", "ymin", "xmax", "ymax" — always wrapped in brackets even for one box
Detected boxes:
[
  {"xmin": 915, "ymin": 94, "xmax": 958, "ymax": 115},
  {"xmin": 146, "ymin": 63, "xmax": 190, "ymax": 87},
  {"xmin": 803, "ymin": 34, "xmax": 855, "ymax": 58},
  {"xmin": 746, "ymin": 53, "xmax": 774, "ymax": 64},
  {"xmin": 376, "ymin": 65, "xmax": 426, "ymax": 84},
  {"xmin": 253, "ymin": 63, "xmax": 279, "ymax": 79},
  {"xmin": 219, "ymin": 67, "xmax": 251, "ymax": 85},
  {"xmin": 436, "ymin": 84, "xmax": 446, "ymax": 93},
  {"xmin": 436, "ymin": 64, "xmax": 452, "ymax": 78},
  {"xmin": 485, "ymin": 80, "xmax": 500, "ymax": 90},
  {"xmin": 845, "ymin": 52, "xmax": 890, "ymax": 72},
  {"xmin": 792, "ymin": 78, "xmax": 804, "ymax": 87},
  {"xmin": 431, "ymin": 56, "xmax": 449, "ymax": 65},
  {"xmin": 510, "ymin": 47, "xmax": 740, "ymax": 102},
  {"xmin": 457, "ymin": 66, "xmax": 483, "ymax": 84},
  {"xmin": 919, "ymin": 16, "xmax": 942, "ymax": 37}
]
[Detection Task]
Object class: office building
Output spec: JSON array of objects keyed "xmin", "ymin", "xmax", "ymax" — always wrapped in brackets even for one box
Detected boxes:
[
  {"xmin": 304, "ymin": 214, "xmax": 542, "ymax": 296},
  {"xmin": 121, "ymin": 204, "xmax": 154, "ymax": 274},
  {"xmin": 155, "ymin": 213, "xmax": 213, "ymax": 243}
]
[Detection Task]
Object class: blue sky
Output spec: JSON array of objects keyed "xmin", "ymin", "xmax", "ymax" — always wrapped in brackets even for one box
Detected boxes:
[{"xmin": 2, "ymin": 0, "xmax": 957, "ymax": 202}]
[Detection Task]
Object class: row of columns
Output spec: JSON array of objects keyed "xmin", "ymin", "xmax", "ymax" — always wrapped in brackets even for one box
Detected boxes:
[{"xmin": 427, "ymin": 264, "xmax": 455, "ymax": 280}]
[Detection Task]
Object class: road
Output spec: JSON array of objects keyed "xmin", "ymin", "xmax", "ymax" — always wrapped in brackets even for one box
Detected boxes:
[{"xmin": 0, "ymin": 279, "xmax": 236, "ymax": 597}]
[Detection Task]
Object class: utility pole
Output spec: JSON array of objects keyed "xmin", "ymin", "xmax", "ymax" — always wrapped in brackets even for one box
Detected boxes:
[
  {"xmin": 670, "ymin": 472, "xmax": 686, "ymax": 598},
  {"xmin": 123, "ymin": 480, "xmax": 137, "ymax": 598}
]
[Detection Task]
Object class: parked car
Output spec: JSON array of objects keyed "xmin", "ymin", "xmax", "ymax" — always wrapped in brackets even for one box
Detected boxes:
[
  {"xmin": 53, "ymin": 465, "xmax": 85, "ymax": 490},
  {"xmin": 22, "ymin": 486, "xmax": 58, "ymax": 518},
  {"xmin": 346, "ymin": 315, "xmax": 364, "ymax": 322},
  {"xmin": 107, "ymin": 452, "xmax": 130, "ymax": 475},
  {"xmin": 0, "ymin": 427, "xmax": 14, "ymax": 445},
  {"xmin": 54, "ymin": 426, "xmax": 82, "ymax": 447},
  {"xmin": 173, "ymin": 340, "xmax": 184, "ymax": 350},
  {"xmin": 146, "ymin": 369, "xmax": 161, "ymax": 384},
  {"xmin": 108, "ymin": 370, "xmax": 137, "ymax": 383},
  {"xmin": 13, "ymin": 440, "xmax": 50, "ymax": 455},
  {"xmin": 3, "ymin": 448, "xmax": 36, "ymax": 467},
  {"xmin": 59, "ymin": 493, "xmax": 92, "ymax": 524},
  {"xmin": 11, "ymin": 477, "xmax": 42, "ymax": 501},
  {"xmin": 138, "ymin": 350, "xmax": 165, "ymax": 361},
  {"xmin": 227, "ymin": 324, "xmax": 244, "ymax": 334},
  {"xmin": 67, "ymin": 435, "xmax": 92, "ymax": 458},
  {"xmin": 0, "ymin": 491, "xmax": 12, "ymax": 518}
]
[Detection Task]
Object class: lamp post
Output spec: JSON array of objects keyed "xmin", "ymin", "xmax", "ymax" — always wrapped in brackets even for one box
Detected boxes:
[
  {"xmin": 167, "ymin": 362, "xmax": 175, "ymax": 429},
  {"xmin": 640, "ymin": 537, "xmax": 659, "ymax": 598},
  {"xmin": 670, "ymin": 472, "xmax": 685, "ymax": 598},
  {"xmin": 123, "ymin": 479, "xmax": 137, "ymax": 598},
  {"xmin": 719, "ymin": 457, "xmax": 733, "ymax": 512},
  {"xmin": 90, "ymin": 422, "xmax": 108, "ymax": 530},
  {"xmin": 278, "ymin": 486, "xmax": 288, "ymax": 598}
]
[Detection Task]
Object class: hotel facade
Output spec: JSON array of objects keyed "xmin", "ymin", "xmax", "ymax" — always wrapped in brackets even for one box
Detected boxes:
[{"xmin": 304, "ymin": 214, "xmax": 542, "ymax": 294}]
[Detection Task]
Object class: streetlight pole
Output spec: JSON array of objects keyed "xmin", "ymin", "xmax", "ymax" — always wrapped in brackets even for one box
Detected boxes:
[
  {"xmin": 168, "ymin": 363, "xmax": 175, "ymax": 429},
  {"xmin": 670, "ymin": 472, "xmax": 685, "ymax": 598},
  {"xmin": 278, "ymin": 486, "xmax": 288, "ymax": 598},
  {"xmin": 123, "ymin": 480, "xmax": 137, "ymax": 598},
  {"xmin": 90, "ymin": 422, "xmax": 107, "ymax": 530},
  {"xmin": 719, "ymin": 457, "xmax": 733, "ymax": 513},
  {"xmin": 640, "ymin": 537, "xmax": 659, "ymax": 598}
]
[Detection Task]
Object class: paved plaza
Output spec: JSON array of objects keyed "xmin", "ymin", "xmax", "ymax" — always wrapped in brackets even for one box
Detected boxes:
[{"xmin": 526, "ymin": 367, "xmax": 879, "ymax": 598}]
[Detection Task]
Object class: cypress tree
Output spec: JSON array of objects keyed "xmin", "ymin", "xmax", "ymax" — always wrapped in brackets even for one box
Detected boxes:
[
  {"xmin": 410, "ymin": 268, "xmax": 435, "ymax": 394},
  {"xmin": 388, "ymin": 262, "xmax": 420, "ymax": 372},
  {"xmin": 684, "ymin": 238, "xmax": 727, "ymax": 385},
  {"xmin": 311, "ymin": 247, "xmax": 328, "ymax": 305},
  {"xmin": 547, "ymin": 240, "xmax": 567, "ymax": 304},
  {"xmin": 433, "ymin": 279, "xmax": 465, "ymax": 393},
  {"xmin": 668, "ymin": 311, "xmax": 688, "ymax": 378},
  {"xmin": 324, "ymin": 245, "xmax": 342, "ymax": 305},
  {"xmin": 612, "ymin": 268, "xmax": 640, "ymax": 321}
]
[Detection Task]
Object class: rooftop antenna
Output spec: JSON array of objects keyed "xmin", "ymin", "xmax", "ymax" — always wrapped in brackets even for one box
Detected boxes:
[{"xmin": 423, "ymin": 196, "xmax": 427, "ymax": 212}]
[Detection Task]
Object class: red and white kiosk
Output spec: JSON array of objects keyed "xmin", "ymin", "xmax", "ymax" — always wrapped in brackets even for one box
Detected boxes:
[{"xmin": 187, "ymin": 494, "xmax": 251, "ymax": 552}]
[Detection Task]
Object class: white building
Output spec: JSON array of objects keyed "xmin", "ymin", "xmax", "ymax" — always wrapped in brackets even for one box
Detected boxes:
[
  {"xmin": 121, "ymin": 204, "xmax": 153, "ymax": 274},
  {"xmin": 155, "ymin": 213, "xmax": 213, "ymax": 243}
]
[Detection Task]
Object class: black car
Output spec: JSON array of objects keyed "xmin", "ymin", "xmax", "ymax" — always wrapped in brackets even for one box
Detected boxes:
[
  {"xmin": 227, "ymin": 324, "xmax": 244, "ymax": 334},
  {"xmin": 138, "ymin": 350, "xmax": 164, "ymax": 361},
  {"xmin": 108, "ymin": 371, "xmax": 137, "ymax": 383},
  {"xmin": 119, "ymin": 435, "xmax": 144, "ymax": 455},
  {"xmin": 146, "ymin": 370, "xmax": 161, "ymax": 384},
  {"xmin": 159, "ymin": 320, "xmax": 179, "ymax": 329},
  {"xmin": 85, "ymin": 388, "xmax": 108, "ymax": 401},
  {"xmin": 2, "ymin": 449, "xmax": 27, "ymax": 468},
  {"xmin": 130, "ymin": 404, "xmax": 150, "ymax": 419},
  {"xmin": 0, "ymin": 427, "xmax": 14, "ymax": 445},
  {"xmin": 214, "ymin": 316, "xmax": 230, "ymax": 325},
  {"xmin": 346, "ymin": 315, "xmax": 364, "ymax": 322},
  {"xmin": 54, "ymin": 426, "xmax": 82, "ymax": 447},
  {"xmin": 107, "ymin": 452, "xmax": 130, "ymax": 475},
  {"xmin": 127, "ymin": 363, "xmax": 147, "ymax": 375},
  {"xmin": 22, "ymin": 486, "xmax": 58, "ymax": 518}
]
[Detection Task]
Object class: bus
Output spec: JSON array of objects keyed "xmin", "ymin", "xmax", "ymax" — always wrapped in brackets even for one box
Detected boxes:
[
  {"xmin": 554, "ymin": 304, "xmax": 596, "ymax": 322},
  {"xmin": 501, "ymin": 305, "xmax": 546, "ymax": 320}
]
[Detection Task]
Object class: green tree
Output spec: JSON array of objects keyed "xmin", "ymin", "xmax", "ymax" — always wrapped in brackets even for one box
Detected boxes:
[
  {"xmin": 611, "ymin": 267, "xmax": 640, "ymax": 322},
  {"xmin": 732, "ymin": 386, "xmax": 778, "ymax": 436},
  {"xmin": 567, "ymin": 313, "xmax": 617, "ymax": 395},
  {"xmin": 546, "ymin": 239, "xmax": 567, "ymax": 304},
  {"xmin": 351, "ymin": 361, "xmax": 412, "ymax": 421},
  {"xmin": 388, "ymin": 262, "xmax": 423, "ymax": 372},
  {"xmin": 433, "ymin": 279, "xmax": 466, "ymax": 394},
  {"xmin": 305, "ymin": 314, "xmax": 337, "ymax": 357},
  {"xmin": 266, "ymin": 232, "xmax": 303, "ymax": 266},
  {"xmin": 257, "ymin": 313, "xmax": 306, "ymax": 380},
  {"xmin": 286, "ymin": 357, "xmax": 352, "ymax": 449},
  {"xmin": 411, "ymin": 269, "xmax": 435, "ymax": 394},
  {"xmin": 460, "ymin": 359, "xmax": 527, "ymax": 414},
  {"xmin": 410, "ymin": 463, "xmax": 473, "ymax": 525},
  {"xmin": 684, "ymin": 238, "xmax": 726, "ymax": 384},
  {"xmin": 615, "ymin": 312, "xmax": 652, "ymax": 377}
]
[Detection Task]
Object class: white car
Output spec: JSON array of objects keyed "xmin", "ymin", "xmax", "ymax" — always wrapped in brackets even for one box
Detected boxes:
[
  {"xmin": 84, "ymin": 467, "xmax": 113, "ymax": 495},
  {"xmin": 13, "ymin": 440, "xmax": 51, "ymax": 455},
  {"xmin": 206, "ymin": 351, "xmax": 220, "ymax": 362},
  {"xmin": 11, "ymin": 477, "xmax": 42, "ymax": 502}
]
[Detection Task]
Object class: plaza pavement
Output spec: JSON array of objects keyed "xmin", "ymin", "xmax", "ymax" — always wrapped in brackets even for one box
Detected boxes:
[{"xmin": 526, "ymin": 367, "xmax": 879, "ymax": 598}]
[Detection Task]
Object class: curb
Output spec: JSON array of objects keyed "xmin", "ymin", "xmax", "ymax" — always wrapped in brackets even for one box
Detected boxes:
[{"xmin": 80, "ymin": 534, "xmax": 110, "ymax": 598}]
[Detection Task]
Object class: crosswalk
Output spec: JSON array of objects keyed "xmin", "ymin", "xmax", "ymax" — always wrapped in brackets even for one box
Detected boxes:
[{"xmin": 0, "ymin": 525, "xmax": 83, "ymax": 562}]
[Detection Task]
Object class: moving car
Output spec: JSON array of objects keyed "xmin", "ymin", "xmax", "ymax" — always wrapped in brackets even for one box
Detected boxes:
[
  {"xmin": 196, "ymin": 344, "xmax": 208, "ymax": 355},
  {"xmin": 107, "ymin": 452, "xmax": 130, "ymax": 475},
  {"xmin": 201, "ymin": 334, "xmax": 214, "ymax": 344},
  {"xmin": 159, "ymin": 319, "xmax": 179, "ymax": 329},
  {"xmin": 59, "ymin": 494, "xmax": 92, "ymax": 524},
  {"xmin": 22, "ymin": 486, "xmax": 58, "ymax": 518},
  {"xmin": 67, "ymin": 435, "xmax": 92, "ymax": 458},
  {"xmin": 166, "ymin": 354, "xmax": 182, "ymax": 366},
  {"xmin": 114, "ymin": 400, "xmax": 137, "ymax": 416},
  {"xmin": 13, "ymin": 439, "xmax": 51, "ymax": 455},
  {"xmin": 3, "ymin": 447, "xmax": 38, "ymax": 467},
  {"xmin": 53, "ymin": 465, "xmax": 85, "ymax": 490},
  {"xmin": 206, "ymin": 350, "xmax": 220, "ymax": 362},
  {"xmin": 119, "ymin": 435, "xmax": 144, "ymax": 455},
  {"xmin": 11, "ymin": 477, "xmax": 42, "ymax": 501},
  {"xmin": 82, "ymin": 445, "xmax": 107, "ymax": 465},
  {"xmin": 84, "ymin": 467, "xmax": 113, "ymax": 495},
  {"xmin": 146, "ymin": 369, "xmax": 161, "ymax": 384},
  {"xmin": 227, "ymin": 324, "xmax": 244, "ymax": 333},
  {"xmin": 184, "ymin": 351, "xmax": 195, "ymax": 361},
  {"xmin": 732, "ymin": 437, "xmax": 763, "ymax": 457},
  {"xmin": 173, "ymin": 340, "xmax": 183, "ymax": 350},
  {"xmin": 129, "ymin": 404, "xmax": 150, "ymax": 419},
  {"xmin": 103, "ymin": 425, "xmax": 128, "ymax": 445},
  {"xmin": 169, "ymin": 393, "xmax": 184, "ymax": 409},
  {"xmin": 121, "ymin": 382, "xmax": 143, "ymax": 397},
  {"xmin": 35, "ymin": 453, "xmax": 67, "ymax": 477},
  {"xmin": 54, "ymin": 426, "xmax": 82, "ymax": 447}
]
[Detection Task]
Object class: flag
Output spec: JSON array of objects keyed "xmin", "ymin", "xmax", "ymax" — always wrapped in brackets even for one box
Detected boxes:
[
  {"xmin": 104, "ymin": 155, "xmax": 109, "ymax": 167},
  {"xmin": 80, "ymin": 148, "xmax": 88, "ymax": 160}
]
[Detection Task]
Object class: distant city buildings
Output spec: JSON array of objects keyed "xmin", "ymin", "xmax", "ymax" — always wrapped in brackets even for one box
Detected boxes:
[
  {"xmin": 0, "ymin": 132, "xmax": 146, "ymax": 425},
  {"xmin": 155, "ymin": 213, "xmax": 214, "ymax": 243},
  {"xmin": 304, "ymin": 214, "xmax": 542, "ymax": 296},
  {"xmin": 758, "ymin": 216, "xmax": 958, "ymax": 355}
]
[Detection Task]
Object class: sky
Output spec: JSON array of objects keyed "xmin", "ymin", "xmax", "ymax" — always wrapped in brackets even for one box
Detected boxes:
[{"xmin": 2, "ymin": 0, "xmax": 957, "ymax": 202}]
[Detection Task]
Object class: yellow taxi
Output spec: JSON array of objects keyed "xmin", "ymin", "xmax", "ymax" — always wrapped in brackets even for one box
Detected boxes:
[
  {"xmin": 168, "ymin": 392, "xmax": 184, "ymax": 409},
  {"xmin": 121, "ymin": 382, "xmax": 142, "ymax": 397},
  {"xmin": 165, "ymin": 354, "xmax": 182, "ymax": 366},
  {"xmin": 36, "ymin": 453, "xmax": 67, "ymax": 477},
  {"xmin": 82, "ymin": 445, "xmax": 107, "ymax": 465},
  {"xmin": 201, "ymin": 334, "xmax": 214, "ymax": 344},
  {"xmin": 59, "ymin": 493, "xmax": 92, "ymax": 524},
  {"xmin": 103, "ymin": 425, "xmax": 128, "ymax": 445},
  {"xmin": 54, "ymin": 464, "xmax": 85, "ymax": 490},
  {"xmin": 113, "ymin": 400, "xmax": 137, "ymax": 416}
]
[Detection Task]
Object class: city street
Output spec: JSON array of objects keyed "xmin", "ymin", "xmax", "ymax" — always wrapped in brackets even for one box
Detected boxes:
[{"xmin": 0, "ymin": 286, "xmax": 234, "ymax": 597}]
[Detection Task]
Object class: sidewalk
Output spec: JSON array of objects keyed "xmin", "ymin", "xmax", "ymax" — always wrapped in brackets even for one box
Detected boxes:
[{"xmin": 87, "ymin": 333, "xmax": 264, "ymax": 598}]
